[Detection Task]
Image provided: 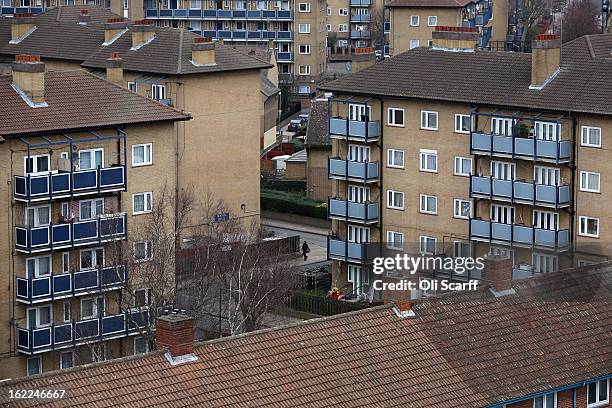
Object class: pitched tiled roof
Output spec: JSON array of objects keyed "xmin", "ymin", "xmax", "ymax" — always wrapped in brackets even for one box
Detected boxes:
[
  {"xmin": 230, "ymin": 44, "xmax": 274, "ymax": 64},
  {"xmin": 305, "ymin": 99, "xmax": 330, "ymax": 147},
  {"xmin": 387, "ymin": 0, "xmax": 476, "ymax": 7},
  {"xmin": 320, "ymin": 34, "xmax": 612, "ymax": 116},
  {"xmin": 0, "ymin": 70, "xmax": 189, "ymax": 137},
  {"xmin": 1, "ymin": 266, "xmax": 610, "ymax": 407},
  {"xmin": 40, "ymin": 4, "xmax": 120, "ymax": 25}
]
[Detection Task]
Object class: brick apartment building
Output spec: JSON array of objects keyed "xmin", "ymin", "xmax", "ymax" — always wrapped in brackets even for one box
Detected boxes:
[
  {"xmin": 319, "ymin": 29, "xmax": 612, "ymax": 297},
  {"xmin": 0, "ymin": 258, "xmax": 609, "ymax": 407}
]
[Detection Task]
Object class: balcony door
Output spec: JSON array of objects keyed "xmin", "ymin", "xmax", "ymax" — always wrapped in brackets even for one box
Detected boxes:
[
  {"xmin": 534, "ymin": 166, "xmax": 560, "ymax": 186},
  {"xmin": 348, "ymin": 225, "xmax": 370, "ymax": 243},
  {"xmin": 81, "ymin": 296, "xmax": 105, "ymax": 320},
  {"xmin": 24, "ymin": 154, "xmax": 50, "ymax": 175},
  {"xmin": 491, "ymin": 117, "xmax": 515, "ymax": 136},
  {"xmin": 348, "ymin": 265, "xmax": 368, "ymax": 296},
  {"xmin": 79, "ymin": 198, "xmax": 104, "ymax": 221},
  {"xmin": 26, "ymin": 255, "xmax": 52, "ymax": 278},
  {"xmin": 348, "ymin": 185, "xmax": 370, "ymax": 203},
  {"xmin": 27, "ymin": 305, "xmax": 52, "ymax": 329},
  {"xmin": 348, "ymin": 144, "xmax": 371, "ymax": 162},
  {"xmin": 25, "ymin": 205, "xmax": 51, "ymax": 227},
  {"xmin": 534, "ymin": 121, "xmax": 559, "ymax": 141},
  {"xmin": 491, "ymin": 161, "xmax": 515, "ymax": 181},
  {"xmin": 490, "ymin": 204, "xmax": 514, "ymax": 224},
  {"xmin": 349, "ymin": 104, "xmax": 371, "ymax": 122},
  {"xmin": 533, "ymin": 210, "xmax": 559, "ymax": 230},
  {"xmin": 78, "ymin": 148, "xmax": 104, "ymax": 170},
  {"xmin": 80, "ymin": 248, "xmax": 105, "ymax": 270}
]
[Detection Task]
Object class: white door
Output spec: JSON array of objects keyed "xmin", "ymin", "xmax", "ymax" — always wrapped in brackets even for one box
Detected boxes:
[
  {"xmin": 491, "ymin": 117, "xmax": 515, "ymax": 136},
  {"xmin": 532, "ymin": 253, "xmax": 558, "ymax": 273},
  {"xmin": 349, "ymin": 104, "xmax": 371, "ymax": 122},
  {"xmin": 348, "ymin": 144, "xmax": 371, "ymax": 162},
  {"xmin": 491, "ymin": 161, "xmax": 516, "ymax": 181},
  {"xmin": 25, "ymin": 205, "xmax": 51, "ymax": 227},
  {"xmin": 534, "ymin": 166, "xmax": 560, "ymax": 186},
  {"xmin": 79, "ymin": 198, "xmax": 104, "ymax": 220},
  {"xmin": 348, "ymin": 225, "xmax": 370, "ymax": 243},
  {"xmin": 348, "ymin": 185, "xmax": 370, "ymax": 203},
  {"xmin": 78, "ymin": 148, "xmax": 104, "ymax": 170},
  {"xmin": 80, "ymin": 248, "xmax": 105, "ymax": 270},
  {"xmin": 534, "ymin": 121, "xmax": 559, "ymax": 141},
  {"xmin": 348, "ymin": 265, "xmax": 367, "ymax": 295},
  {"xmin": 533, "ymin": 210, "xmax": 559, "ymax": 230},
  {"xmin": 490, "ymin": 204, "xmax": 514, "ymax": 224}
]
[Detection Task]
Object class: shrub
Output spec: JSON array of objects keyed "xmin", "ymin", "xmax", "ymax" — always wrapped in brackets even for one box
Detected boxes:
[{"xmin": 261, "ymin": 189, "xmax": 327, "ymax": 219}]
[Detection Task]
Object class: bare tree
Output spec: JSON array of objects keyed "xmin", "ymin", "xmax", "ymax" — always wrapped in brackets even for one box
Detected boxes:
[
  {"xmin": 562, "ymin": 0, "xmax": 599, "ymax": 42},
  {"xmin": 516, "ymin": 0, "xmax": 548, "ymax": 50}
]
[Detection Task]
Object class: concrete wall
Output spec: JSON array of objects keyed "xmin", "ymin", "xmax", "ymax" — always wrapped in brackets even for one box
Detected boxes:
[
  {"xmin": 389, "ymin": 7, "xmax": 460, "ymax": 55},
  {"xmin": 306, "ymin": 146, "xmax": 331, "ymax": 202}
]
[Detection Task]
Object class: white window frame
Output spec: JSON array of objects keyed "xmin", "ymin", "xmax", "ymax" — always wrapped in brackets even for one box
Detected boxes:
[
  {"xmin": 80, "ymin": 247, "xmax": 105, "ymax": 270},
  {"xmin": 581, "ymin": 126, "xmax": 601, "ymax": 147},
  {"xmin": 453, "ymin": 198, "xmax": 472, "ymax": 219},
  {"xmin": 26, "ymin": 305, "xmax": 52, "ymax": 329},
  {"xmin": 387, "ymin": 190, "xmax": 404, "ymax": 210},
  {"xmin": 454, "ymin": 156, "xmax": 472, "ymax": 176},
  {"xmin": 419, "ymin": 194, "xmax": 438, "ymax": 215},
  {"xmin": 420, "ymin": 110, "xmax": 438, "ymax": 130},
  {"xmin": 298, "ymin": 2, "xmax": 310, "ymax": 12},
  {"xmin": 79, "ymin": 198, "xmax": 104, "ymax": 221},
  {"xmin": 132, "ymin": 192, "xmax": 153, "ymax": 215},
  {"xmin": 427, "ymin": 15, "xmax": 438, "ymax": 26},
  {"xmin": 151, "ymin": 84, "xmax": 166, "ymax": 101},
  {"xmin": 134, "ymin": 240, "xmax": 153, "ymax": 262},
  {"xmin": 338, "ymin": 23, "xmax": 348, "ymax": 32},
  {"xmin": 410, "ymin": 15, "xmax": 419, "ymax": 26},
  {"xmin": 63, "ymin": 301, "xmax": 71, "ymax": 323},
  {"xmin": 60, "ymin": 351, "xmax": 74, "ymax": 370},
  {"xmin": 580, "ymin": 171, "xmax": 600, "ymax": 193},
  {"xmin": 339, "ymin": 7, "xmax": 348, "ymax": 15},
  {"xmin": 532, "ymin": 392, "xmax": 557, "ymax": 408},
  {"xmin": 587, "ymin": 379, "xmax": 610, "ymax": 407},
  {"xmin": 27, "ymin": 356, "xmax": 41, "ymax": 376},
  {"xmin": 387, "ymin": 149, "xmax": 405, "ymax": 168},
  {"xmin": 26, "ymin": 255, "xmax": 52, "ymax": 278},
  {"xmin": 132, "ymin": 143, "xmax": 153, "ymax": 167},
  {"xmin": 128, "ymin": 81, "xmax": 136, "ymax": 92},
  {"xmin": 81, "ymin": 296, "xmax": 104, "ymax": 320},
  {"xmin": 419, "ymin": 149, "xmax": 438, "ymax": 173},
  {"xmin": 298, "ymin": 44, "xmax": 311, "ymax": 54},
  {"xmin": 409, "ymin": 39, "xmax": 420, "ymax": 49},
  {"xmin": 579, "ymin": 216, "xmax": 600, "ymax": 238},
  {"xmin": 62, "ymin": 252, "xmax": 70, "ymax": 274},
  {"xmin": 419, "ymin": 235, "xmax": 436, "ymax": 254},
  {"xmin": 299, "ymin": 65, "xmax": 311, "ymax": 75},
  {"xmin": 387, "ymin": 107, "xmax": 405, "ymax": 127},
  {"xmin": 326, "ymin": 6, "xmax": 331, "ymax": 15},
  {"xmin": 454, "ymin": 114, "xmax": 471, "ymax": 134},
  {"xmin": 25, "ymin": 204, "xmax": 51, "ymax": 227},
  {"xmin": 298, "ymin": 23, "xmax": 310, "ymax": 33},
  {"xmin": 24, "ymin": 154, "xmax": 50, "ymax": 175},
  {"xmin": 386, "ymin": 230, "xmax": 404, "ymax": 250}
]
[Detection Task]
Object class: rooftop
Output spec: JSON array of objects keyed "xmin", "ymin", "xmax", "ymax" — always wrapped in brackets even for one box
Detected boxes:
[
  {"xmin": 305, "ymin": 99, "xmax": 331, "ymax": 148},
  {"xmin": 1, "ymin": 264, "xmax": 610, "ymax": 407},
  {"xmin": 320, "ymin": 34, "xmax": 612, "ymax": 116},
  {"xmin": 387, "ymin": 0, "xmax": 477, "ymax": 8}
]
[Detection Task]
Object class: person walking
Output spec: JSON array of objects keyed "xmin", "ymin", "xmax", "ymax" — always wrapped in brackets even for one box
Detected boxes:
[{"xmin": 301, "ymin": 241, "xmax": 311, "ymax": 261}]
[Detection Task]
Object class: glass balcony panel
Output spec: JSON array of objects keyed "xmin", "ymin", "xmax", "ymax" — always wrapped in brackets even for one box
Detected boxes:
[
  {"xmin": 54, "ymin": 324, "xmax": 72, "ymax": 344},
  {"xmin": 491, "ymin": 222, "xmax": 512, "ymax": 241},
  {"xmin": 31, "ymin": 278, "xmax": 51, "ymax": 298},
  {"xmin": 75, "ymin": 319, "xmax": 99, "ymax": 340},
  {"xmin": 203, "ymin": 10, "xmax": 216, "ymax": 17},
  {"xmin": 492, "ymin": 179, "xmax": 513, "ymax": 199},
  {"xmin": 512, "ymin": 225, "xmax": 534, "ymax": 245},
  {"xmin": 174, "ymin": 8, "xmax": 187, "ymax": 16},
  {"xmin": 472, "ymin": 132, "xmax": 491, "ymax": 151},
  {"xmin": 102, "ymin": 314, "xmax": 125, "ymax": 335},
  {"xmin": 159, "ymin": 9, "xmax": 172, "ymax": 16},
  {"xmin": 188, "ymin": 9, "xmax": 201, "ymax": 16},
  {"xmin": 492, "ymin": 135, "xmax": 513, "ymax": 154},
  {"xmin": 512, "ymin": 181, "xmax": 533, "ymax": 201}
]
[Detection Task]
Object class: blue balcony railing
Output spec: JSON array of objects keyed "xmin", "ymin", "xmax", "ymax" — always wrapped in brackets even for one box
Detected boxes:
[
  {"xmin": 277, "ymin": 51, "xmax": 293, "ymax": 62},
  {"xmin": 328, "ymin": 198, "xmax": 379, "ymax": 223},
  {"xmin": 470, "ymin": 176, "xmax": 570, "ymax": 208},
  {"xmin": 14, "ymin": 166, "xmax": 126, "ymax": 203},
  {"xmin": 144, "ymin": 8, "xmax": 293, "ymax": 19},
  {"xmin": 329, "ymin": 117, "xmax": 380, "ymax": 141},
  {"xmin": 350, "ymin": 0, "xmax": 372, "ymax": 6},
  {"xmin": 16, "ymin": 265, "xmax": 127, "ymax": 304},
  {"xmin": 17, "ymin": 310, "xmax": 149, "ymax": 355},
  {"xmin": 327, "ymin": 237, "xmax": 379, "ymax": 263},
  {"xmin": 471, "ymin": 132, "xmax": 571, "ymax": 163},
  {"xmin": 350, "ymin": 14, "xmax": 370, "ymax": 22},
  {"xmin": 15, "ymin": 213, "xmax": 127, "ymax": 254},
  {"xmin": 469, "ymin": 218, "xmax": 570, "ymax": 250},
  {"xmin": 328, "ymin": 158, "xmax": 379, "ymax": 183},
  {"xmin": 350, "ymin": 30, "xmax": 370, "ymax": 38},
  {"xmin": 277, "ymin": 31, "xmax": 293, "ymax": 40},
  {"xmin": 0, "ymin": 6, "xmax": 44, "ymax": 16}
]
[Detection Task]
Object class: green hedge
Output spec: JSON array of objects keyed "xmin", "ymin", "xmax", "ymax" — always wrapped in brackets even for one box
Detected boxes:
[{"xmin": 261, "ymin": 189, "xmax": 327, "ymax": 219}]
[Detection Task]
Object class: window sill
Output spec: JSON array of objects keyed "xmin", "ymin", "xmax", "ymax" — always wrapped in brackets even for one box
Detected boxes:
[
  {"xmin": 387, "ymin": 123, "xmax": 405, "ymax": 128},
  {"xmin": 419, "ymin": 169, "xmax": 438, "ymax": 174},
  {"xmin": 133, "ymin": 211, "xmax": 153, "ymax": 216},
  {"xmin": 387, "ymin": 165, "xmax": 405, "ymax": 169},
  {"xmin": 132, "ymin": 162, "xmax": 153, "ymax": 168},
  {"xmin": 419, "ymin": 211, "xmax": 438, "ymax": 216},
  {"xmin": 420, "ymin": 127, "xmax": 438, "ymax": 131}
]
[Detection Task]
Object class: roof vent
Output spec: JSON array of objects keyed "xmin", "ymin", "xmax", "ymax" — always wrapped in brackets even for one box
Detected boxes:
[
  {"xmin": 530, "ymin": 34, "xmax": 561, "ymax": 90},
  {"xmin": 431, "ymin": 26, "xmax": 478, "ymax": 52},
  {"xmin": 103, "ymin": 18, "xmax": 128, "ymax": 46},
  {"xmin": 131, "ymin": 19, "xmax": 155, "ymax": 50},
  {"xmin": 191, "ymin": 37, "xmax": 217, "ymax": 67},
  {"xmin": 78, "ymin": 9, "xmax": 90, "ymax": 25},
  {"xmin": 10, "ymin": 13, "xmax": 36, "ymax": 44}
]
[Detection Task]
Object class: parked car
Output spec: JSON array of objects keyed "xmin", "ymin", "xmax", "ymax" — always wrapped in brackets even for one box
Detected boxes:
[
  {"xmin": 287, "ymin": 119, "xmax": 305, "ymax": 132},
  {"xmin": 298, "ymin": 112, "xmax": 309, "ymax": 121}
]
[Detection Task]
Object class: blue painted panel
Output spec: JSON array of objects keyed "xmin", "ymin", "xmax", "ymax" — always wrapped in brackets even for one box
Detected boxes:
[
  {"xmin": 188, "ymin": 9, "xmax": 201, "ymax": 16},
  {"xmin": 203, "ymin": 9, "xmax": 216, "ymax": 17},
  {"xmin": 17, "ymin": 278, "xmax": 29, "ymax": 299},
  {"xmin": 73, "ymin": 170, "xmax": 97, "ymax": 190},
  {"xmin": 129, "ymin": 310, "xmax": 149, "ymax": 328},
  {"xmin": 233, "ymin": 10, "xmax": 245, "ymax": 17},
  {"xmin": 54, "ymin": 324, "xmax": 72, "ymax": 343},
  {"xmin": 15, "ymin": 176, "xmax": 26, "ymax": 196},
  {"xmin": 174, "ymin": 8, "xmax": 187, "ymax": 16},
  {"xmin": 159, "ymin": 9, "xmax": 172, "ymax": 16},
  {"xmin": 1, "ymin": 7, "xmax": 14, "ymax": 15},
  {"xmin": 203, "ymin": 30, "xmax": 217, "ymax": 37},
  {"xmin": 102, "ymin": 315, "xmax": 125, "ymax": 334},
  {"xmin": 234, "ymin": 31, "xmax": 246, "ymax": 38},
  {"xmin": 53, "ymin": 274, "xmax": 71, "ymax": 293},
  {"xmin": 32, "ymin": 278, "xmax": 50, "ymax": 297},
  {"xmin": 145, "ymin": 9, "xmax": 158, "ymax": 17},
  {"xmin": 32, "ymin": 328, "xmax": 51, "ymax": 348},
  {"xmin": 100, "ymin": 167, "xmax": 124, "ymax": 187},
  {"xmin": 262, "ymin": 31, "xmax": 276, "ymax": 39},
  {"xmin": 262, "ymin": 10, "xmax": 274, "ymax": 18},
  {"xmin": 75, "ymin": 319, "xmax": 98, "ymax": 339},
  {"xmin": 100, "ymin": 217, "xmax": 124, "ymax": 236},
  {"xmin": 74, "ymin": 220, "xmax": 97, "ymax": 240},
  {"xmin": 247, "ymin": 10, "xmax": 261, "ymax": 18},
  {"xmin": 18, "ymin": 328, "xmax": 29, "ymax": 348},
  {"xmin": 218, "ymin": 30, "xmax": 232, "ymax": 38},
  {"xmin": 31, "ymin": 7, "xmax": 43, "ymax": 13},
  {"xmin": 51, "ymin": 173, "xmax": 70, "ymax": 193},
  {"xmin": 218, "ymin": 9, "xmax": 231, "ymax": 17},
  {"xmin": 16, "ymin": 228, "xmax": 27, "ymax": 247},
  {"xmin": 277, "ymin": 10, "xmax": 291, "ymax": 18},
  {"xmin": 31, "ymin": 227, "xmax": 49, "ymax": 246},
  {"xmin": 248, "ymin": 31, "xmax": 261, "ymax": 39},
  {"xmin": 30, "ymin": 176, "xmax": 49, "ymax": 196},
  {"xmin": 101, "ymin": 267, "xmax": 124, "ymax": 286},
  {"xmin": 74, "ymin": 270, "xmax": 97, "ymax": 291},
  {"xmin": 52, "ymin": 224, "xmax": 70, "ymax": 243}
]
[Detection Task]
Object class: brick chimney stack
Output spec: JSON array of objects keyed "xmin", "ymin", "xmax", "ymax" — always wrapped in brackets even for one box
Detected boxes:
[
  {"xmin": 131, "ymin": 20, "xmax": 155, "ymax": 49},
  {"xmin": 483, "ymin": 254, "xmax": 515, "ymax": 295},
  {"xmin": 106, "ymin": 52, "xmax": 123, "ymax": 85},
  {"xmin": 78, "ymin": 9, "xmax": 91, "ymax": 25},
  {"xmin": 431, "ymin": 26, "xmax": 479, "ymax": 51},
  {"xmin": 530, "ymin": 34, "xmax": 561, "ymax": 89},
  {"xmin": 12, "ymin": 54, "xmax": 45, "ymax": 104},
  {"xmin": 156, "ymin": 314, "xmax": 195, "ymax": 358},
  {"xmin": 381, "ymin": 277, "xmax": 415, "ymax": 318},
  {"xmin": 10, "ymin": 13, "xmax": 36, "ymax": 44},
  {"xmin": 191, "ymin": 37, "xmax": 216, "ymax": 66},
  {"xmin": 104, "ymin": 18, "xmax": 128, "ymax": 44}
]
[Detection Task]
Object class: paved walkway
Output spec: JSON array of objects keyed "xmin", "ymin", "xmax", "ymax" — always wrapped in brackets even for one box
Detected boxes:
[{"xmin": 261, "ymin": 218, "xmax": 329, "ymax": 268}]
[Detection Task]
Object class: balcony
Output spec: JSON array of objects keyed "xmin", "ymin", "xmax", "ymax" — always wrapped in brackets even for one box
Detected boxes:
[
  {"xmin": 15, "ymin": 213, "xmax": 127, "ymax": 254},
  {"xmin": 0, "ymin": 6, "xmax": 44, "ymax": 16},
  {"xmin": 14, "ymin": 166, "xmax": 126, "ymax": 203},
  {"xmin": 470, "ymin": 176, "xmax": 570, "ymax": 208},
  {"xmin": 350, "ymin": 14, "xmax": 370, "ymax": 22},
  {"xmin": 277, "ymin": 52, "xmax": 293, "ymax": 62},
  {"xmin": 328, "ymin": 158, "xmax": 379, "ymax": 183},
  {"xmin": 144, "ymin": 8, "xmax": 293, "ymax": 20},
  {"xmin": 328, "ymin": 237, "xmax": 379, "ymax": 263},
  {"xmin": 350, "ymin": 0, "xmax": 372, "ymax": 6},
  {"xmin": 328, "ymin": 198, "xmax": 379, "ymax": 224},
  {"xmin": 17, "ymin": 310, "xmax": 149, "ymax": 355},
  {"xmin": 469, "ymin": 218, "xmax": 570, "ymax": 250},
  {"xmin": 277, "ymin": 31, "xmax": 293, "ymax": 40},
  {"xmin": 350, "ymin": 30, "xmax": 371, "ymax": 38},
  {"xmin": 471, "ymin": 132, "xmax": 571, "ymax": 163},
  {"xmin": 16, "ymin": 265, "xmax": 127, "ymax": 305},
  {"xmin": 329, "ymin": 117, "xmax": 380, "ymax": 141}
]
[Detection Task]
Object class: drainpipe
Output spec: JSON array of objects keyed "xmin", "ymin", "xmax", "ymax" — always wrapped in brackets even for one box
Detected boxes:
[
  {"xmin": 569, "ymin": 112, "xmax": 577, "ymax": 256},
  {"xmin": 378, "ymin": 97, "xmax": 383, "ymax": 262}
]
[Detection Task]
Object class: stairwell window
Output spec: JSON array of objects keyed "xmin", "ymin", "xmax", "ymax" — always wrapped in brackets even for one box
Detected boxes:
[
  {"xmin": 455, "ymin": 114, "xmax": 471, "ymax": 133},
  {"xmin": 134, "ymin": 241, "xmax": 153, "ymax": 262},
  {"xmin": 587, "ymin": 379, "xmax": 609, "ymax": 407},
  {"xmin": 579, "ymin": 216, "xmax": 599, "ymax": 238},
  {"xmin": 387, "ymin": 149, "xmax": 404, "ymax": 168},
  {"xmin": 387, "ymin": 190, "xmax": 404, "ymax": 210},
  {"xmin": 533, "ymin": 392, "xmax": 556, "ymax": 408},
  {"xmin": 151, "ymin": 84, "xmax": 166, "ymax": 101},
  {"xmin": 410, "ymin": 15, "xmax": 419, "ymax": 26},
  {"xmin": 387, "ymin": 107, "xmax": 405, "ymax": 127},
  {"xmin": 454, "ymin": 156, "xmax": 472, "ymax": 176},
  {"xmin": 133, "ymin": 192, "xmax": 153, "ymax": 215},
  {"xmin": 298, "ymin": 23, "xmax": 311, "ymax": 33},
  {"xmin": 327, "ymin": 7, "xmax": 331, "ymax": 15},
  {"xmin": 580, "ymin": 171, "xmax": 600, "ymax": 193},
  {"xmin": 419, "ymin": 194, "xmax": 438, "ymax": 214},
  {"xmin": 134, "ymin": 337, "xmax": 149, "ymax": 355},
  {"xmin": 419, "ymin": 149, "xmax": 438, "ymax": 172},
  {"xmin": 581, "ymin": 126, "xmax": 601, "ymax": 147},
  {"xmin": 427, "ymin": 15, "xmax": 438, "ymax": 26},
  {"xmin": 387, "ymin": 231, "xmax": 404, "ymax": 250},
  {"xmin": 420, "ymin": 110, "xmax": 438, "ymax": 130},
  {"xmin": 63, "ymin": 301, "xmax": 71, "ymax": 323},
  {"xmin": 60, "ymin": 351, "xmax": 74, "ymax": 370},
  {"xmin": 132, "ymin": 143, "xmax": 152, "ymax": 166},
  {"xmin": 298, "ymin": 2, "xmax": 310, "ymax": 12}
]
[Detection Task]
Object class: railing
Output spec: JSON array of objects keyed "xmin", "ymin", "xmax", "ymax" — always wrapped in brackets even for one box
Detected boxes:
[
  {"xmin": 276, "ymin": 52, "xmax": 293, "ymax": 62},
  {"xmin": 285, "ymin": 291, "xmax": 374, "ymax": 316},
  {"xmin": 16, "ymin": 265, "xmax": 127, "ymax": 304},
  {"xmin": 328, "ymin": 158, "xmax": 379, "ymax": 182},
  {"xmin": 0, "ymin": 6, "xmax": 44, "ymax": 16},
  {"xmin": 329, "ymin": 117, "xmax": 380, "ymax": 141},
  {"xmin": 350, "ymin": 14, "xmax": 370, "ymax": 22},
  {"xmin": 350, "ymin": 30, "xmax": 371, "ymax": 38},
  {"xmin": 144, "ymin": 8, "xmax": 292, "ymax": 19},
  {"xmin": 469, "ymin": 218, "xmax": 570, "ymax": 249},
  {"xmin": 471, "ymin": 132, "xmax": 571, "ymax": 163},
  {"xmin": 14, "ymin": 166, "xmax": 126, "ymax": 202},
  {"xmin": 279, "ymin": 73, "xmax": 294, "ymax": 83},
  {"xmin": 350, "ymin": 0, "xmax": 372, "ymax": 6},
  {"xmin": 17, "ymin": 310, "xmax": 149, "ymax": 355},
  {"xmin": 15, "ymin": 213, "xmax": 127, "ymax": 254},
  {"xmin": 470, "ymin": 175, "xmax": 571, "ymax": 208},
  {"xmin": 327, "ymin": 236, "xmax": 379, "ymax": 263},
  {"xmin": 328, "ymin": 198, "xmax": 379, "ymax": 223}
]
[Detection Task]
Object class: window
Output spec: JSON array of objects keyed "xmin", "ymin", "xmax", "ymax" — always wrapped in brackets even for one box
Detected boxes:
[
  {"xmin": 299, "ymin": 44, "xmax": 311, "ymax": 54},
  {"xmin": 387, "ymin": 149, "xmax": 404, "ymax": 168},
  {"xmin": 348, "ymin": 225, "xmax": 370, "ymax": 243},
  {"xmin": 80, "ymin": 248, "xmax": 104, "ymax": 270},
  {"xmin": 491, "ymin": 204, "xmax": 515, "ymax": 224},
  {"xmin": 132, "ymin": 143, "xmax": 152, "ymax": 166},
  {"xmin": 326, "ymin": 24, "xmax": 332, "ymax": 31},
  {"xmin": 134, "ymin": 337, "xmax": 149, "ymax": 355},
  {"xmin": 580, "ymin": 171, "xmax": 600, "ymax": 192},
  {"xmin": 533, "ymin": 210, "xmax": 559, "ymax": 231},
  {"xmin": 534, "ymin": 121, "xmax": 559, "ymax": 141},
  {"xmin": 339, "ymin": 7, "xmax": 348, "ymax": 15},
  {"xmin": 579, "ymin": 216, "xmax": 599, "ymax": 238},
  {"xmin": 347, "ymin": 265, "xmax": 368, "ymax": 295},
  {"xmin": 427, "ymin": 39, "xmax": 433, "ymax": 47},
  {"xmin": 299, "ymin": 65, "xmax": 311, "ymax": 75},
  {"xmin": 409, "ymin": 39, "xmax": 420, "ymax": 49},
  {"xmin": 81, "ymin": 297, "xmax": 104, "ymax": 319},
  {"xmin": 532, "ymin": 253, "xmax": 558, "ymax": 274},
  {"xmin": 151, "ymin": 84, "xmax": 166, "ymax": 101},
  {"xmin": 63, "ymin": 301, "xmax": 71, "ymax": 323},
  {"xmin": 128, "ymin": 81, "xmax": 136, "ymax": 92},
  {"xmin": 26, "ymin": 255, "xmax": 51, "ymax": 278},
  {"xmin": 298, "ymin": 2, "xmax": 309, "ymax": 11},
  {"xmin": 454, "ymin": 114, "xmax": 471, "ymax": 133},
  {"xmin": 453, "ymin": 199, "xmax": 471, "ymax": 219},
  {"xmin": 134, "ymin": 241, "xmax": 152, "ymax": 261},
  {"xmin": 338, "ymin": 39, "xmax": 348, "ymax": 47},
  {"xmin": 27, "ymin": 356, "xmax": 41, "ymax": 376},
  {"xmin": 387, "ymin": 107, "xmax": 405, "ymax": 127},
  {"xmin": 25, "ymin": 205, "xmax": 50, "ymax": 227},
  {"xmin": 581, "ymin": 126, "xmax": 601, "ymax": 147},
  {"xmin": 60, "ymin": 351, "xmax": 74, "ymax": 370},
  {"xmin": 420, "ymin": 110, "xmax": 438, "ymax": 130},
  {"xmin": 133, "ymin": 192, "xmax": 153, "ymax": 215},
  {"xmin": 419, "ymin": 149, "xmax": 438, "ymax": 172},
  {"xmin": 92, "ymin": 344, "xmax": 106, "ymax": 363},
  {"xmin": 410, "ymin": 15, "xmax": 419, "ymax": 26},
  {"xmin": 62, "ymin": 252, "xmax": 70, "ymax": 274},
  {"xmin": 427, "ymin": 15, "xmax": 438, "ymax": 26},
  {"xmin": 338, "ymin": 24, "xmax": 348, "ymax": 32},
  {"xmin": 79, "ymin": 198, "xmax": 103, "ymax": 220},
  {"xmin": 235, "ymin": 21, "xmax": 246, "ymax": 30},
  {"xmin": 189, "ymin": 0, "xmax": 201, "ymax": 8},
  {"xmin": 533, "ymin": 392, "xmax": 556, "ymax": 408},
  {"xmin": 134, "ymin": 288, "xmax": 151, "ymax": 308},
  {"xmin": 420, "ymin": 236, "xmax": 436, "ymax": 254},
  {"xmin": 454, "ymin": 157, "xmax": 472, "ymax": 176},
  {"xmin": 387, "ymin": 190, "xmax": 404, "ymax": 210},
  {"xmin": 587, "ymin": 379, "xmax": 609, "ymax": 407},
  {"xmin": 24, "ymin": 154, "xmax": 50, "ymax": 174},
  {"xmin": 298, "ymin": 23, "xmax": 310, "ymax": 33},
  {"xmin": 27, "ymin": 305, "xmax": 52, "ymax": 329},
  {"xmin": 326, "ymin": 6, "xmax": 331, "ymax": 15},
  {"xmin": 453, "ymin": 241, "xmax": 471, "ymax": 258},
  {"xmin": 491, "ymin": 117, "xmax": 515, "ymax": 135},
  {"xmin": 419, "ymin": 194, "xmax": 438, "ymax": 214},
  {"xmin": 298, "ymin": 85, "xmax": 311, "ymax": 94},
  {"xmin": 387, "ymin": 231, "xmax": 404, "ymax": 250}
]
